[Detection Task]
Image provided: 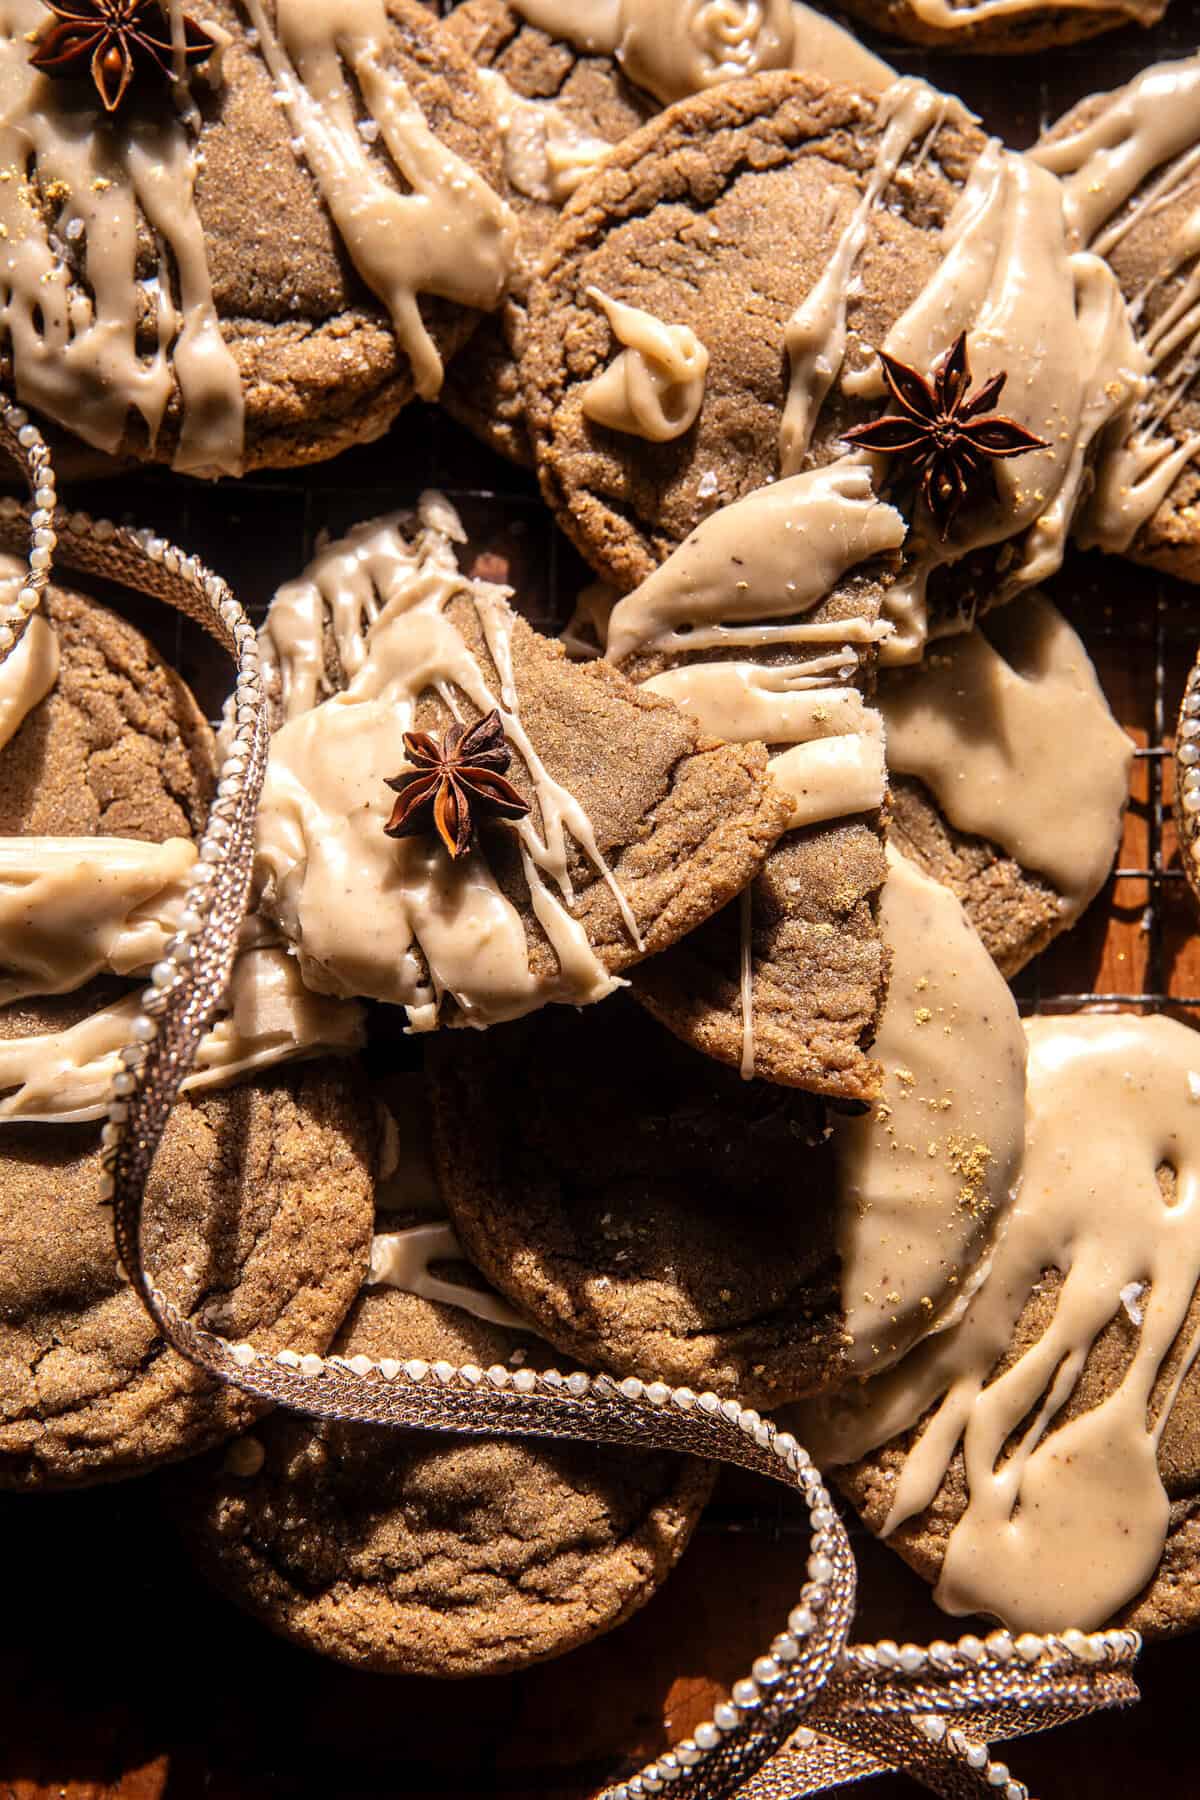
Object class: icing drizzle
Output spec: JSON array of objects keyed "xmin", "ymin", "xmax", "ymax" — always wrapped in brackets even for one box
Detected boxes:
[
  {"xmin": 0, "ymin": 834, "xmax": 195, "ymax": 1004},
  {"xmin": 1032, "ymin": 56, "xmax": 1200, "ymax": 554},
  {"xmin": 240, "ymin": 0, "xmax": 515, "ymax": 401},
  {"xmin": 836, "ymin": 848, "xmax": 1026, "ymax": 1373},
  {"xmin": 582, "ymin": 287, "xmax": 709, "ymax": 443},
  {"xmin": 880, "ymin": 591, "xmax": 1132, "ymax": 913},
  {"xmin": 0, "ymin": 944, "xmax": 364, "ymax": 1122}
]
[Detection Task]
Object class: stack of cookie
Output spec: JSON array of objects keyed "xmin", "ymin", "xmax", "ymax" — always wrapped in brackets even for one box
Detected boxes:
[{"xmin": 2, "ymin": 0, "xmax": 1200, "ymax": 1729}]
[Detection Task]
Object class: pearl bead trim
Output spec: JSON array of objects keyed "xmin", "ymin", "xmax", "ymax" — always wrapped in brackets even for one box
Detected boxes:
[
  {"xmin": 1177, "ymin": 656, "xmax": 1200, "ymax": 901},
  {"xmin": 206, "ymin": 1329, "xmax": 1141, "ymax": 1800},
  {"xmin": 0, "ymin": 406, "xmax": 56, "ymax": 657}
]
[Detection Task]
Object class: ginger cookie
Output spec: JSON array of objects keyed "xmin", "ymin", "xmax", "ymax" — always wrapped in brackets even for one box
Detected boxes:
[
  {"xmin": 438, "ymin": 0, "xmax": 891, "ymax": 463},
  {"xmin": 837, "ymin": 0, "xmax": 1165, "ymax": 53},
  {"xmin": 523, "ymin": 70, "xmax": 1139, "ymax": 658},
  {"xmin": 434, "ymin": 859, "xmax": 1024, "ymax": 1404},
  {"xmin": 1032, "ymin": 54, "xmax": 1200, "ymax": 588},
  {"xmin": 0, "ymin": 0, "xmax": 512, "ymax": 476},
  {"xmin": 0, "ymin": 575, "xmax": 214, "ymax": 840},
  {"xmin": 438, "ymin": 0, "xmax": 657, "ymax": 463},
  {"xmin": 0, "ymin": 1062, "xmax": 377, "ymax": 1488},
  {"xmin": 880, "ymin": 592, "xmax": 1132, "ymax": 975},
  {"xmin": 604, "ymin": 465, "xmax": 904, "ymax": 1100},
  {"xmin": 796, "ymin": 1014, "xmax": 1200, "ymax": 1640},
  {"xmin": 173, "ymin": 1286, "xmax": 715, "ymax": 1675},
  {"xmin": 253, "ymin": 495, "xmax": 791, "ymax": 1030}
]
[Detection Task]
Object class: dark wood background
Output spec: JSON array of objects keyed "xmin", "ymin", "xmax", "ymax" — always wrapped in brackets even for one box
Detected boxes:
[{"xmin": 4, "ymin": 2, "xmax": 1200, "ymax": 1794}]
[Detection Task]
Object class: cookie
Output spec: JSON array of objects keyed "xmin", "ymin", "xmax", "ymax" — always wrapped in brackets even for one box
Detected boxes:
[
  {"xmin": 1032, "ymin": 55, "xmax": 1200, "ymax": 587},
  {"xmin": 0, "ymin": 0, "xmax": 513, "ymax": 475},
  {"xmin": 438, "ymin": 0, "xmax": 891, "ymax": 462},
  {"xmin": 603, "ymin": 463, "xmax": 904, "ymax": 1099},
  {"xmin": 797, "ymin": 1014, "xmax": 1200, "ymax": 1640},
  {"xmin": 173, "ymin": 1286, "xmax": 715, "ymax": 1675},
  {"xmin": 433, "ymin": 852, "xmax": 1025, "ymax": 1403},
  {"xmin": 438, "ymin": 0, "xmax": 657, "ymax": 463},
  {"xmin": 0, "ymin": 1062, "xmax": 377, "ymax": 1488},
  {"xmin": 880, "ymin": 591, "xmax": 1132, "ymax": 975},
  {"xmin": 837, "ymin": 0, "xmax": 1165, "ymax": 53},
  {"xmin": 0, "ymin": 576, "xmax": 213, "ymax": 840},
  {"xmin": 523, "ymin": 70, "xmax": 1140, "ymax": 657},
  {"xmin": 0, "ymin": 573, "xmax": 376, "ymax": 1484},
  {"xmin": 253, "ymin": 495, "xmax": 791, "ymax": 1029}
]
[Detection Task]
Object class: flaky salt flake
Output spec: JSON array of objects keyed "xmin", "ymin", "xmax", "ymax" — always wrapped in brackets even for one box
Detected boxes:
[{"xmin": 1120, "ymin": 1281, "xmax": 1146, "ymax": 1326}]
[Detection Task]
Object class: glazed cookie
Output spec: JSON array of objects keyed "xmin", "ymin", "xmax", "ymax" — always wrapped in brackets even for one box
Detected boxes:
[
  {"xmin": 524, "ymin": 70, "xmax": 1140, "ymax": 655},
  {"xmin": 1032, "ymin": 55, "xmax": 1200, "ymax": 587},
  {"xmin": 253, "ymin": 495, "xmax": 791, "ymax": 1031},
  {"xmin": 838, "ymin": 0, "xmax": 1165, "ymax": 53},
  {"xmin": 0, "ymin": 573, "xmax": 213, "ymax": 839},
  {"xmin": 797, "ymin": 1014, "xmax": 1200, "ymax": 1640},
  {"xmin": 438, "ymin": 0, "xmax": 890, "ymax": 462},
  {"xmin": 0, "ymin": 575, "xmax": 375, "ymax": 1484},
  {"xmin": 438, "ymin": 0, "xmax": 657, "ymax": 462},
  {"xmin": 606, "ymin": 466, "xmax": 904, "ymax": 1099},
  {"xmin": 880, "ymin": 592, "xmax": 1132, "ymax": 975},
  {"xmin": 173, "ymin": 1286, "xmax": 715, "ymax": 1675},
  {"xmin": 0, "ymin": 1062, "xmax": 377, "ymax": 1487},
  {"xmin": 0, "ymin": 0, "xmax": 513, "ymax": 475},
  {"xmin": 433, "ymin": 853, "xmax": 1025, "ymax": 1403}
]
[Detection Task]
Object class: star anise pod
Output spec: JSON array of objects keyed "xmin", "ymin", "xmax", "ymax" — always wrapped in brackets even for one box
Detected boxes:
[
  {"xmin": 384, "ymin": 710, "xmax": 531, "ymax": 861},
  {"xmin": 843, "ymin": 332, "xmax": 1048, "ymax": 539},
  {"xmin": 30, "ymin": 0, "xmax": 218, "ymax": 114}
]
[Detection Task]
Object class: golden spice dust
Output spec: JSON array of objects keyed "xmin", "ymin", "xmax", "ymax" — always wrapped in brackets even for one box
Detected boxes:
[{"xmin": 947, "ymin": 1134, "xmax": 993, "ymax": 1213}]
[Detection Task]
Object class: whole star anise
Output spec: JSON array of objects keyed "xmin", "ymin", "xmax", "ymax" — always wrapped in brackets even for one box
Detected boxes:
[
  {"xmin": 384, "ymin": 710, "xmax": 531, "ymax": 861},
  {"xmin": 30, "ymin": 0, "xmax": 218, "ymax": 114},
  {"xmin": 843, "ymin": 332, "xmax": 1048, "ymax": 539}
]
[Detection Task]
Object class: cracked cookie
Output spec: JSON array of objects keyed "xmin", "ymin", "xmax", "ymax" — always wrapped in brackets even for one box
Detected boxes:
[
  {"xmin": 522, "ymin": 69, "xmax": 1139, "ymax": 654},
  {"xmin": 172, "ymin": 1285, "xmax": 715, "ymax": 1674},
  {"xmin": 438, "ymin": 0, "xmax": 891, "ymax": 464},
  {"xmin": 0, "ymin": 1061, "xmax": 377, "ymax": 1487},
  {"xmin": 0, "ymin": 0, "xmax": 512, "ymax": 475}
]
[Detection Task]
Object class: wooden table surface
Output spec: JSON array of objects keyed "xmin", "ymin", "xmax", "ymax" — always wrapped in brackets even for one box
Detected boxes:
[{"xmin": 4, "ymin": 4, "xmax": 1200, "ymax": 1795}]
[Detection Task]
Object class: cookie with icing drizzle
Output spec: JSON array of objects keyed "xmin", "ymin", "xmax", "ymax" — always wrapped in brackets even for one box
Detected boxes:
[
  {"xmin": 523, "ymin": 70, "xmax": 1141, "ymax": 662},
  {"xmin": 603, "ymin": 463, "xmax": 904, "ymax": 1100},
  {"xmin": 1033, "ymin": 54, "xmax": 1200, "ymax": 588},
  {"xmin": 838, "ymin": 0, "xmax": 1165, "ymax": 53},
  {"xmin": 796, "ymin": 1013, "xmax": 1200, "ymax": 1640},
  {"xmin": 252, "ymin": 495, "xmax": 792, "ymax": 1033},
  {"xmin": 171, "ymin": 1286, "xmax": 715, "ymax": 1675},
  {"xmin": 881, "ymin": 591, "xmax": 1133, "ymax": 975},
  {"xmin": 438, "ymin": 0, "xmax": 891, "ymax": 463},
  {"xmin": 0, "ymin": 0, "xmax": 511, "ymax": 475},
  {"xmin": 0, "ymin": 571, "xmax": 213, "ymax": 839},
  {"xmin": 0, "ymin": 601, "xmax": 375, "ymax": 1484},
  {"xmin": 433, "ymin": 853, "xmax": 1025, "ymax": 1406}
]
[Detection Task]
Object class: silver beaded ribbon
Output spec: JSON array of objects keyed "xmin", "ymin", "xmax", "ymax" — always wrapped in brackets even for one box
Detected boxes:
[
  {"xmin": 0, "ymin": 403, "xmax": 1140, "ymax": 1800},
  {"xmin": 1176, "ymin": 654, "xmax": 1200, "ymax": 902}
]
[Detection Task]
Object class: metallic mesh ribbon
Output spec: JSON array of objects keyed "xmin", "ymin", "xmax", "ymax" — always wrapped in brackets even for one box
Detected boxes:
[{"xmin": 0, "ymin": 403, "xmax": 1140, "ymax": 1800}]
